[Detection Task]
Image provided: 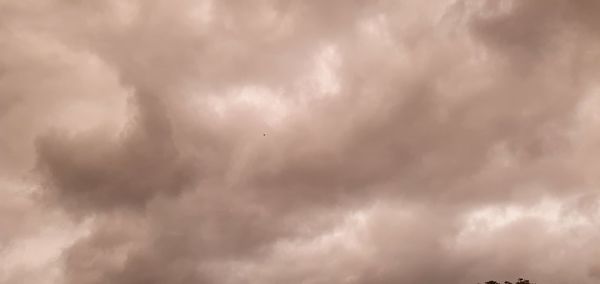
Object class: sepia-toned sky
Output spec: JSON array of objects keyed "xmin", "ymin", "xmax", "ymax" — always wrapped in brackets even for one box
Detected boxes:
[{"xmin": 2, "ymin": 1, "xmax": 600, "ymax": 283}]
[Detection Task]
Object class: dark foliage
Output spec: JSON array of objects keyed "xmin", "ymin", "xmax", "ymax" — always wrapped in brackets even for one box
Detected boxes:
[{"xmin": 481, "ymin": 278, "xmax": 535, "ymax": 284}]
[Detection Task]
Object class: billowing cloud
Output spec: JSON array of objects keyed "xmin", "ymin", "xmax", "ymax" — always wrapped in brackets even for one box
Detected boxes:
[{"xmin": 2, "ymin": 1, "xmax": 600, "ymax": 283}]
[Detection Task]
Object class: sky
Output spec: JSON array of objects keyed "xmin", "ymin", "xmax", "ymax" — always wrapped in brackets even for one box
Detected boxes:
[{"xmin": 1, "ymin": 0, "xmax": 600, "ymax": 283}]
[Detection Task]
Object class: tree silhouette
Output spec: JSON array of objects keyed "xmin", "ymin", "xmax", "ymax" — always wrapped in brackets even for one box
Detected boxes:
[{"xmin": 481, "ymin": 278, "xmax": 534, "ymax": 284}]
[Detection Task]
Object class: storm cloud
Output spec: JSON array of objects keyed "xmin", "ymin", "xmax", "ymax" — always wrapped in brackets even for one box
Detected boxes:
[{"xmin": 2, "ymin": 1, "xmax": 600, "ymax": 283}]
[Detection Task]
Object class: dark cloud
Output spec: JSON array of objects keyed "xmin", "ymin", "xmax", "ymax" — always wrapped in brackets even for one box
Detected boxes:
[
  {"xmin": 36, "ymin": 93, "xmax": 199, "ymax": 213},
  {"xmin": 2, "ymin": 1, "xmax": 600, "ymax": 284}
]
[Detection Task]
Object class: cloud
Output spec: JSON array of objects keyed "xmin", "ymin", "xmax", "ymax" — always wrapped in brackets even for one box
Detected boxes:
[{"xmin": 2, "ymin": 0, "xmax": 600, "ymax": 283}]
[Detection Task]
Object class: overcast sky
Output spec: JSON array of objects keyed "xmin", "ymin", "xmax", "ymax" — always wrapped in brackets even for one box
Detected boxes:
[{"xmin": 2, "ymin": 1, "xmax": 600, "ymax": 283}]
